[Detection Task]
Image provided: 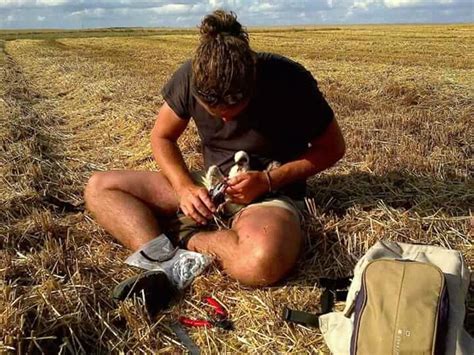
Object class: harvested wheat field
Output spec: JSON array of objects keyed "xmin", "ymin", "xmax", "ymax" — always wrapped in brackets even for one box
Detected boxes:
[{"xmin": 1, "ymin": 24, "xmax": 473, "ymax": 353}]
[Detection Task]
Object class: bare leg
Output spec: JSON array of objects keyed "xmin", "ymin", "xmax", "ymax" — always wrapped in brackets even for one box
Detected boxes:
[
  {"xmin": 188, "ymin": 205, "xmax": 302, "ymax": 286},
  {"xmin": 84, "ymin": 171, "xmax": 179, "ymax": 250},
  {"xmin": 85, "ymin": 171, "xmax": 302, "ymax": 286}
]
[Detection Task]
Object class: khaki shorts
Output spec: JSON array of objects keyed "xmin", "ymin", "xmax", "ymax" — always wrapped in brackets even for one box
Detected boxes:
[
  {"xmin": 229, "ymin": 195, "xmax": 304, "ymax": 224},
  {"xmin": 161, "ymin": 171, "xmax": 305, "ymax": 248},
  {"xmin": 191, "ymin": 171, "xmax": 304, "ymax": 224}
]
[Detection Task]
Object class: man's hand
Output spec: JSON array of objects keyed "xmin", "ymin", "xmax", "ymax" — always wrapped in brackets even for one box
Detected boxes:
[
  {"xmin": 177, "ymin": 185, "xmax": 216, "ymax": 224},
  {"xmin": 226, "ymin": 171, "xmax": 269, "ymax": 205}
]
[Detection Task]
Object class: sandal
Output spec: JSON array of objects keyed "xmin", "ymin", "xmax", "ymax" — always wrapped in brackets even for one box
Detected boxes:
[{"xmin": 111, "ymin": 270, "xmax": 177, "ymax": 316}]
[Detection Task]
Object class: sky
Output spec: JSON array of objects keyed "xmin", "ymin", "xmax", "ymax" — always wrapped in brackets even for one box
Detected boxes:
[{"xmin": 0, "ymin": 0, "xmax": 472, "ymax": 29}]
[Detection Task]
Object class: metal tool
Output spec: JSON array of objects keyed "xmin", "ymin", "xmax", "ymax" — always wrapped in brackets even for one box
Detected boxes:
[
  {"xmin": 208, "ymin": 180, "xmax": 228, "ymax": 207},
  {"xmin": 170, "ymin": 322, "xmax": 201, "ymax": 355},
  {"xmin": 179, "ymin": 296, "xmax": 233, "ymax": 331}
]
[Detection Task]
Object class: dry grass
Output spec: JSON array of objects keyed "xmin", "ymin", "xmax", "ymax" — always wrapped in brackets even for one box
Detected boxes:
[{"xmin": 1, "ymin": 24, "xmax": 473, "ymax": 353}]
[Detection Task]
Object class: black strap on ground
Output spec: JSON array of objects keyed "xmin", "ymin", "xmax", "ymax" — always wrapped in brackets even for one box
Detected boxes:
[
  {"xmin": 319, "ymin": 277, "xmax": 352, "ymax": 290},
  {"xmin": 320, "ymin": 289, "xmax": 335, "ymax": 314},
  {"xmin": 283, "ymin": 277, "xmax": 353, "ymax": 327},
  {"xmin": 170, "ymin": 322, "xmax": 200, "ymax": 355},
  {"xmin": 282, "ymin": 290, "xmax": 334, "ymax": 327},
  {"xmin": 335, "ymin": 290, "xmax": 348, "ymax": 301},
  {"xmin": 282, "ymin": 307, "xmax": 320, "ymax": 327}
]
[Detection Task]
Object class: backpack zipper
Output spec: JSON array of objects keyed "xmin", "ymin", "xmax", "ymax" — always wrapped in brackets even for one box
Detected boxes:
[
  {"xmin": 344, "ymin": 293, "xmax": 357, "ymax": 318},
  {"xmin": 432, "ymin": 273, "xmax": 447, "ymax": 355},
  {"xmin": 350, "ymin": 270, "xmax": 368, "ymax": 355}
]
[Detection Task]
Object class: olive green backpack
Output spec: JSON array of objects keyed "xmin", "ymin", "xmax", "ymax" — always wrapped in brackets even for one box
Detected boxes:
[
  {"xmin": 284, "ymin": 241, "xmax": 473, "ymax": 354},
  {"xmin": 347, "ymin": 259, "xmax": 449, "ymax": 354},
  {"xmin": 320, "ymin": 241, "xmax": 472, "ymax": 355}
]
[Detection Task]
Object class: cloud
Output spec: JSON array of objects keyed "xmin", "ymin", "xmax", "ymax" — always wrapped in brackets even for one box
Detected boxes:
[
  {"xmin": 0, "ymin": 0, "xmax": 70, "ymax": 7},
  {"xmin": 353, "ymin": 0, "xmax": 379, "ymax": 10},
  {"xmin": 383, "ymin": 0, "xmax": 454, "ymax": 8},
  {"xmin": 70, "ymin": 8, "xmax": 106, "ymax": 18},
  {"xmin": 37, "ymin": 14, "xmax": 45, "ymax": 20},
  {"xmin": 352, "ymin": 0, "xmax": 459, "ymax": 10},
  {"xmin": 248, "ymin": 3, "xmax": 278, "ymax": 12},
  {"xmin": 151, "ymin": 3, "xmax": 192, "ymax": 15}
]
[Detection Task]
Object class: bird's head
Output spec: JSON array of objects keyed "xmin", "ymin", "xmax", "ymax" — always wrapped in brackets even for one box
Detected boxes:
[{"xmin": 234, "ymin": 150, "xmax": 249, "ymax": 166}]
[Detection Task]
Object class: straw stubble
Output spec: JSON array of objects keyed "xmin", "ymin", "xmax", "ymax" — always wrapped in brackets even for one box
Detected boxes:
[{"xmin": 1, "ymin": 25, "xmax": 473, "ymax": 353}]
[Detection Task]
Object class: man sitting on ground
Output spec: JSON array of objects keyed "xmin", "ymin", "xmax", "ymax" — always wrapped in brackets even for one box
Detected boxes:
[{"xmin": 84, "ymin": 10, "xmax": 345, "ymax": 299}]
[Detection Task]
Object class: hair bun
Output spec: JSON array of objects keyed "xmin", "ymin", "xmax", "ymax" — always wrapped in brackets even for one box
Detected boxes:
[{"xmin": 199, "ymin": 10, "xmax": 248, "ymax": 42}]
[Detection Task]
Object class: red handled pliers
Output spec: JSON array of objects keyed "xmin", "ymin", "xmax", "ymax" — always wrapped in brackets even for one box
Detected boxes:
[{"xmin": 179, "ymin": 297, "xmax": 233, "ymax": 331}]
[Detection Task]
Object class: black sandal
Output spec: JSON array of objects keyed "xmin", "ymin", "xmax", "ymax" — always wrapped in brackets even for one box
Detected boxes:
[{"xmin": 111, "ymin": 270, "xmax": 177, "ymax": 316}]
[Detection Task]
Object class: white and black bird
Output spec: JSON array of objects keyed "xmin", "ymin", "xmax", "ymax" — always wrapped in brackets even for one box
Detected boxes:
[
  {"xmin": 203, "ymin": 164, "xmax": 225, "ymax": 191},
  {"xmin": 203, "ymin": 150, "xmax": 250, "ymax": 211},
  {"xmin": 228, "ymin": 150, "xmax": 250, "ymax": 178}
]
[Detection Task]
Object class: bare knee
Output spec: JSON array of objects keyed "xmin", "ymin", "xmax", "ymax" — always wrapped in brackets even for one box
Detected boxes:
[
  {"xmin": 227, "ymin": 232, "xmax": 301, "ymax": 287},
  {"xmin": 243, "ymin": 247, "xmax": 289, "ymax": 286},
  {"xmin": 84, "ymin": 172, "xmax": 113, "ymax": 210}
]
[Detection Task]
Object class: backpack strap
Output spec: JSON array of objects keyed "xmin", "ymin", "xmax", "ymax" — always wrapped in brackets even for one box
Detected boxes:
[
  {"xmin": 283, "ymin": 277, "xmax": 352, "ymax": 327},
  {"xmin": 282, "ymin": 307, "xmax": 320, "ymax": 326},
  {"xmin": 320, "ymin": 277, "xmax": 352, "ymax": 290}
]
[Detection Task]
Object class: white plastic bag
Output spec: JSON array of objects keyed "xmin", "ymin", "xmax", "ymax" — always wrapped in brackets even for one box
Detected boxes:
[{"xmin": 125, "ymin": 234, "xmax": 212, "ymax": 290}]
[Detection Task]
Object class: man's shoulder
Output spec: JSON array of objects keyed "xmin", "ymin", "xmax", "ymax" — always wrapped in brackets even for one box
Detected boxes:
[
  {"xmin": 257, "ymin": 52, "xmax": 305, "ymax": 68},
  {"xmin": 173, "ymin": 59, "xmax": 193, "ymax": 79},
  {"xmin": 257, "ymin": 52, "xmax": 292, "ymax": 63},
  {"xmin": 256, "ymin": 52, "xmax": 311, "ymax": 80},
  {"xmin": 161, "ymin": 59, "xmax": 194, "ymax": 120}
]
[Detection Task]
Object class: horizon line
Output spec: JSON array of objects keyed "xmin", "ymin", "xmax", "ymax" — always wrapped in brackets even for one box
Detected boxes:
[{"xmin": 1, "ymin": 21, "xmax": 473, "ymax": 32}]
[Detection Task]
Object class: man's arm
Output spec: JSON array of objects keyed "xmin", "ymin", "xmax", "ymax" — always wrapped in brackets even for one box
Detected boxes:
[
  {"xmin": 151, "ymin": 102, "xmax": 193, "ymax": 191},
  {"xmin": 268, "ymin": 118, "xmax": 345, "ymax": 190},
  {"xmin": 226, "ymin": 119, "xmax": 345, "ymax": 204},
  {"xmin": 151, "ymin": 102, "xmax": 215, "ymax": 223}
]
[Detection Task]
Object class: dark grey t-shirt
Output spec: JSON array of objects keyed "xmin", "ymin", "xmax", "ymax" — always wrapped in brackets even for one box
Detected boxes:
[{"xmin": 161, "ymin": 52, "xmax": 334, "ymax": 199}]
